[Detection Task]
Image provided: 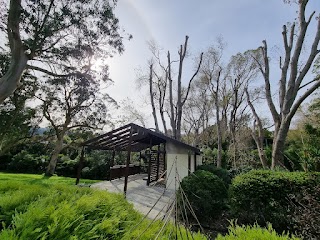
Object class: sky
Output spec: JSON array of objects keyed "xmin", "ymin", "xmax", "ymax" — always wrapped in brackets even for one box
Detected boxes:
[{"xmin": 105, "ymin": 0, "xmax": 320, "ymax": 128}]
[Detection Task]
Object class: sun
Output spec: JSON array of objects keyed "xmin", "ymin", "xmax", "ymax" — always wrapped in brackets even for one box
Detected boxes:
[{"xmin": 90, "ymin": 57, "xmax": 105, "ymax": 72}]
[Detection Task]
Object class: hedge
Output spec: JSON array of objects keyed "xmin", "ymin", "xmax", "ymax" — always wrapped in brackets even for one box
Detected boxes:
[{"xmin": 229, "ymin": 170, "xmax": 320, "ymax": 234}]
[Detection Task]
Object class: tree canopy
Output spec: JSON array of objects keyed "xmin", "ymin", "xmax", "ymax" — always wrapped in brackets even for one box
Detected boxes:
[{"xmin": 0, "ymin": 0, "xmax": 130, "ymax": 103}]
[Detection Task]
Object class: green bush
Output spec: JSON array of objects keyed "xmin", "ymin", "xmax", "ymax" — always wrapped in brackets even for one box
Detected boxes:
[
  {"xmin": 288, "ymin": 185, "xmax": 320, "ymax": 239},
  {"xmin": 178, "ymin": 170, "xmax": 228, "ymax": 223},
  {"xmin": 0, "ymin": 178, "xmax": 207, "ymax": 239},
  {"xmin": 229, "ymin": 170, "xmax": 320, "ymax": 233},
  {"xmin": 197, "ymin": 164, "xmax": 231, "ymax": 187},
  {"xmin": 7, "ymin": 150, "xmax": 47, "ymax": 173},
  {"xmin": 216, "ymin": 223, "xmax": 299, "ymax": 240}
]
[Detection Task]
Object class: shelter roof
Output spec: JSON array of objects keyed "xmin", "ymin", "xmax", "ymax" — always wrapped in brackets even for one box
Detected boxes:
[{"xmin": 83, "ymin": 123, "xmax": 200, "ymax": 154}]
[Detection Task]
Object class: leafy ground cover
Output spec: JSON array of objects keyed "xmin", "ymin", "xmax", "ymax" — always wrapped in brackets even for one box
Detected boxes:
[{"xmin": 0, "ymin": 173, "xmax": 206, "ymax": 239}]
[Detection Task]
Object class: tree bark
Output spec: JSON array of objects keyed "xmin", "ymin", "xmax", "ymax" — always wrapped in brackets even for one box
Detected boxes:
[
  {"xmin": 215, "ymin": 71, "xmax": 223, "ymax": 168},
  {"xmin": 253, "ymin": 2, "xmax": 320, "ymax": 169},
  {"xmin": 246, "ymin": 88, "xmax": 268, "ymax": 168},
  {"xmin": 45, "ymin": 136, "xmax": 64, "ymax": 176},
  {"xmin": 149, "ymin": 64, "xmax": 159, "ymax": 132},
  {"xmin": 0, "ymin": 0, "xmax": 28, "ymax": 104}
]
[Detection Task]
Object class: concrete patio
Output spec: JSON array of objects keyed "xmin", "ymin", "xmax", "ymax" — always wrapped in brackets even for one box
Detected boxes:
[{"xmin": 91, "ymin": 174, "xmax": 175, "ymax": 220}]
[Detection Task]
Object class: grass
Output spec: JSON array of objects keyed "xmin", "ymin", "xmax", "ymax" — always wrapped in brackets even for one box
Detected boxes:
[{"xmin": 0, "ymin": 172, "xmax": 99, "ymax": 185}]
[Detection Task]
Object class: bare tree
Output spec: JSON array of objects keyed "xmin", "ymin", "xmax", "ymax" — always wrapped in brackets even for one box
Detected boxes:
[
  {"xmin": 252, "ymin": 0, "xmax": 320, "ymax": 169},
  {"xmin": 140, "ymin": 36, "xmax": 203, "ymax": 140},
  {"xmin": 167, "ymin": 36, "xmax": 203, "ymax": 140}
]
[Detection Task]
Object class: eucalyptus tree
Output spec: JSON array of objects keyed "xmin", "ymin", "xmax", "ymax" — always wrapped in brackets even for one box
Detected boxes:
[
  {"xmin": 227, "ymin": 51, "xmax": 259, "ymax": 167},
  {"xmin": 0, "ymin": 53, "xmax": 38, "ymax": 155},
  {"xmin": 200, "ymin": 43, "xmax": 229, "ymax": 168},
  {"xmin": 182, "ymin": 77, "xmax": 214, "ymax": 146},
  {"xmin": 250, "ymin": 0, "xmax": 320, "ymax": 169},
  {"xmin": 37, "ymin": 69, "xmax": 116, "ymax": 176},
  {"xmin": 0, "ymin": 0, "xmax": 129, "ymax": 104}
]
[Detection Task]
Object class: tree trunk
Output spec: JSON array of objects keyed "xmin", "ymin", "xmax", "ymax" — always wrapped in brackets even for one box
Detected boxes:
[
  {"xmin": 148, "ymin": 64, "xmax": 159, "ymax": 132},
  {"xmin": 271, "ymin": 121, "xmax": 290, "ymax": 169},
  {"xmin": 0, "ymin": 0, "xmax": 29, "ymax": 104},
  {"xmin": 45, "ymin": 137, "xmax": 64, "ymax": 176},
  {"xmin": 215, "ymin": 72, "xmax": 223, "ymax": 168}
]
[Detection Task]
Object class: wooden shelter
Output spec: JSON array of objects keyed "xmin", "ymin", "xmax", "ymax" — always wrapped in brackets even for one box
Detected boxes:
[{"xmin": 77, "ymin": 123, "xmax": 202, "ymax": 193}]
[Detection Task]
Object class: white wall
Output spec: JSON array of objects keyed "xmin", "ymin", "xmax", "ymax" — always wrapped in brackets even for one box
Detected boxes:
[{"xmin": 165, "ymin": 141, "xmax": 202, "ymax": 190}]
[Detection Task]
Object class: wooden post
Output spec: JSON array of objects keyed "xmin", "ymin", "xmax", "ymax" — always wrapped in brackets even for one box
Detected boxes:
[
  {"xmin": 123, "ymin": 127, "xmax": 133, "ymax": 196},
  {"xmin": 111, "ymin": 149, "xmax": 115, "ymax": 167},
  {"xmin": 188, "ymin": 151, "xmax": 191, "ymax": 175},
  {"xmin": 156, "ymin": 145, "xmax": 160, "ymax": 180},
  {"xmin": 147, "ymin": 138, "xmax": 153, "ymax": 186},
  {"xmin": 75, "ymin": 147, "xmax": 85, "ymax": 185}
]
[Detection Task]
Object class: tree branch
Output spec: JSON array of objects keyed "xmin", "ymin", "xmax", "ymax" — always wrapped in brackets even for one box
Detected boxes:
[
  {"xmin": 182, "ymin": 52, "xmax": 203, "ymax": 106},
  {"xmin": 261, "ymin": 40, "xmax": 280, "ymax": 123},
  {"xmin": 288, "ymin": 76, "xmax": 320, "ymax": 122},
  {"xmin": 26, "ymin": 64, "xmax": 72, "ymax": 78}
]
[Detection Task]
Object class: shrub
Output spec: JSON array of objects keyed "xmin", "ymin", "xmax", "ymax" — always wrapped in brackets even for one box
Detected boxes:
[
  {"xmin": 288, "ymin": 185, "xmax": 320, "ymax": 239},
  {"xmin": 197, "ymin": 164, "xmax": 231, "ymax": 187},
  {"xmin": 216, "ymin": 223, "xmax": 299, "ymax": 240},
  {"xmin": 229, "ymin": 170, "xmax": 320, "ymax": 233},
  {"xmin": 178, "ymin": 170, "xmax": 228, "ymax": 223},
  {"xmin": 7, "ymin": 150, "xmax": 47, "ymax": 173}
]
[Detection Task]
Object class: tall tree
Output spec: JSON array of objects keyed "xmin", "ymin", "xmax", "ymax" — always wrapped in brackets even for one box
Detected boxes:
[
  {"xmin": 227, "ymin": 51, "xmax": 259, "ymax": 168},
  {"xmin": 0, "ymin": 0, "xmax": 129, "ymax": 104},
  {"xmin": 182, "ymin": 77, "xmax": 213, "ymax": 146},
  {"xmin": 251, "ymin": 0, "xmax": 320, "ymax": 169},
  {"xmin": 140, "ymin": 36, "xmax": 203, "ymax": 140},
  {"xmin": 200, "ymin": 43, "xmax": 229, "ymax": 167},
  {"xmin": 37, "ymin": 71, "xmax": 115, "ymax": 176}
]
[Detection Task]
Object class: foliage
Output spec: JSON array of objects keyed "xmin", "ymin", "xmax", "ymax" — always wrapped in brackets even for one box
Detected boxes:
[
  {"xmin": 80, "ymin": 150, "xmax": 113, "ymax": 180},
  {"xmin": 229, "ymin": 170, "xmax": 320, "ymax": 233},
  {"xmin": 284, "ymin": 97, "xmax": 320, "ymax": 171},
  {"xmin": 196, "ymin": 164, "xmax": 231, "ymax": 187},
  {"xmin": 0, "ymin": 173, "xmax": 206, "ymax": 239},
  {"xmin": 0, "ymin": 0, "xmax": 130, "ymax": 100},
  {"xmin": 0, "ymin": 140, "xmax": 50, "ymax": 174},
  {"xmin": 178, "ymin": 170, "xmax": 228, "ymax": 223},
  {"xmin": 216, "ymin": 223, "xmax": 299, "ymax": 240},
  {"xmin": 7, "ymin": 150, "xmax": 47, "ymax": 173},
  {"xmin": 287, "ymin": 185, "xmax": 320, "ymax": 239}
]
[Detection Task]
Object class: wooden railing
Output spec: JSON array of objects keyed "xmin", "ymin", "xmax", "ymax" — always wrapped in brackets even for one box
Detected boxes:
[{"xmin": 109, "ymin": 164, "xmax": 140, "ymax": 180}]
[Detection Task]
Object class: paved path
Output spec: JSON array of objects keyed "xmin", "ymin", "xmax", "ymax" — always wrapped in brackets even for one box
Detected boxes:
[{"xmin": 91, "ymin": 174, "xmax": 175, "ymax": 220}]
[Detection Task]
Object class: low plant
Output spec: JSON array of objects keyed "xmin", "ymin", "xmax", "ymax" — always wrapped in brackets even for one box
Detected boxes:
[
  {"xmin": 0, "ymin": 174, "xmax": 207, "ymax": 239},
  {"xmin": 216, "ymin": 223, "xmax": 300, "ymax": 240}
]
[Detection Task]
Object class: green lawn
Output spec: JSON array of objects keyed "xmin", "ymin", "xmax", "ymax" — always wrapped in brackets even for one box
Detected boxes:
[{"xmin": 0, "ymin": 172, "xmax": 99, "ymax": 185}]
